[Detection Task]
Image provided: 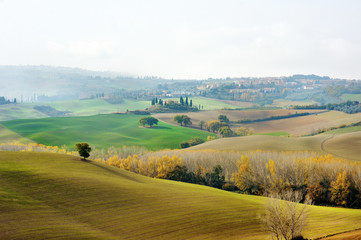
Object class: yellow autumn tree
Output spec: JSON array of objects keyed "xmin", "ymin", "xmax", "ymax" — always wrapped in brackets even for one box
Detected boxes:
[
  {"xmin": 330, "ymin": 170, "xmax": 351, "ymax": 206},
  {"xmin": 156, "ymin": 155, "xmax": 183, "ymax": 179},
  {"xmin": 232, "ymin": 155, "xmax": 251, "ymax": 191}
]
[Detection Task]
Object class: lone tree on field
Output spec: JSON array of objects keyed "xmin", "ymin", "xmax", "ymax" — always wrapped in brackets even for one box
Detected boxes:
[
  {"xmin": 173, "ymin": 115, "xmax": 192, "ymax": 127},
  {"xmin": 75, "ymin": 143, "xmax": 92, "ymax": 160},
  {"xmin": 139, "ymin": 116, "xmax": 159, "ymax": 127},
  {"xmin": 218, "ymin": 114, "xmax": 230, "ymax": 124}
]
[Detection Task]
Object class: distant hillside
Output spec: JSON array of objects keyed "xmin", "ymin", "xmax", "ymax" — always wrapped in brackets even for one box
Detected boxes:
[
  {"xmin": 0, "ymin": 65, "xmax": 168, "ymax": 100},
  {"xmin": 1, "ymin": 114, "xmax": 215, "ymax": 150},
  {"xmin": 189, "ymin": 132, "xmax": 361, "ymax": 161},
  {"xmin": 1, "ymin": 151, "xmax": 361, "ymax": 239}
]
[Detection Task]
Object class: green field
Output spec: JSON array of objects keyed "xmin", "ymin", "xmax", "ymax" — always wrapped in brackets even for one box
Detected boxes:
[
  {"xmin": 0, "ymin": 104, "xmax": 48, "ymax": 121},
  {"xmin": 322, "ymin": 126, "xmax": 361, "ymax": 134},
  {"xmin": 1, "ymin": 151, "xmax": 361, "ymax": 239},
  {"xmin": 341, "ymin": 94, "xmax": 361, "ymax": 102},
  {"xmin": 0, "ymin": 99, "xmax": 150, "ymax": 121},
  {"xmin": 0, "ymin": 124, "xmax": 35, "ymax": 144},
  {"xmin": 256, "ymin": 131, "xmax": 289, "ymax": 136},
  {"xmin": 1, "ymin": 114, "xmax": 216, "ymax": 150}
]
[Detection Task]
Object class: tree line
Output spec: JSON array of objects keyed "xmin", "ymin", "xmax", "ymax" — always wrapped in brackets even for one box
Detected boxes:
[
  {"xmin": 173, "ymin": 114, "xmax": 253, "ymax": 138},
  {"xmin": 0, "ymin": 96, "xmax": 16, "ymax": 105},
  {"xmin": 98, "ymin": 154, "xmax": 225, "ymax": 189},
  {"xmin": 292, "ymin": 101, "xmax": 361, "ymax": 114}
]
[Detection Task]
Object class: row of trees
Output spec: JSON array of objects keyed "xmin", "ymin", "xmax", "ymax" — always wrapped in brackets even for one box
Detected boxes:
[
  {"xmin": 198, "ymin": 115, "xmax": 253, "ymax": 138},
  {"xmin": 173, "ymin": 114, "xmax": 254, "ymax": 138},
  {"xmin": 98, "ymin": 154, "xmax": 225, "ymax": 189},
  {"xmin": 292, "ymin": 101, "xmax": 361, "ymax": 114},
  {"xmin": 151, "ymin": 97, "xmax": 166, "ymax": 105},
  {"xmin": 232, "ymin": 154, "xmax": 361, "ymax": 208},
  {"xmin": 0, "ymin": 96, "xmax": 16, "ymax": 105},
  {"xmin": 151, "ymin": 96, "xmax": 195, "ymax": 108},
  {"xmin": 179, "ymin": 137, "xmax": 205, "ymax": 148}
]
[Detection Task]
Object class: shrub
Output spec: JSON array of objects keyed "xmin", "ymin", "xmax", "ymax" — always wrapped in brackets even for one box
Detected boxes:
[
  {"xmin": 189, "ymin": 137, "xmax": 205, "ymax": 146},
  {"xmin": 222, "ymin": 183, "xmax": 236, "ymax": 191},
  {"xmin": 180, "ymin": 141, "xmax": 190, "ymax": 148},
  {"xmin": 291, "ymin": 236, "xmax": 307, "ymax": 240}
]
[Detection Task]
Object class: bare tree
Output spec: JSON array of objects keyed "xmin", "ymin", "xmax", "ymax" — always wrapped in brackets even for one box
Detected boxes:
[{"xmin": 260, "ymin": 190, "xmax": 311, "ymax": 240}]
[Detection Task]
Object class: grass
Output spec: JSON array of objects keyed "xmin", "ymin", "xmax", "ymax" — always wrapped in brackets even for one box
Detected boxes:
[
  {"xmin": 341, "ymin": 94, "xmax": 361, "ymax": 102},
  {"xmin": 1, "ymin": 114, "xmax": 216, "ymax": 150},
  {"xmin": 1, "ymin": 151, "xmax": 361, "ymax": 239},
  {"xmin": 255, "ymin": 131, "xmax": 289, "ymax": 136},
  {"xmin": 189, "ymin": 132, "xmax": 361, "ymax": 161},
  {"xmin": 271, "ymin": 99, "xmax": 316, "ymax": 108},
  {"xmin": 0, "ymin": 103, "xmax": 48, "ymax": 121},
  {"xmin": 322, "ymin": 126, "xmax": 361, "ymax": 135},
  {"xmin": 39, "ymin": 99, "xmax": 150, "ymax": 116},
  {"xmin": 0, "ymin": 124, "xmax": 34, "ymax": 144},
  {"xmin": 0, "ymin": 99, "xmax": 150, "ymax": 121}
]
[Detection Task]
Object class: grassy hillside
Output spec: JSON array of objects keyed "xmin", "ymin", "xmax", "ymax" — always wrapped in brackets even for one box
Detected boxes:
[
  {"xmin": 270, "ymin": 99, "xmax": 316, "ymax": 108},
  {"xmin": 341, "ymin": 93, "xmax": 361, "ymax": 102},
  {"xmin": 1, "ymin": 114, "xmax": 215, "ymax": 150},
  {"xmin": 1, "ymin": 151, "xmax": 361, "ymax": 239},
  {"xmin": 322, "ymin": 131, "xmax": 361, "ymax": 161},
  {"xmin": 0, "ymin": 103, "xmax": 48, "ymax": 121},
  {"xmin": 0, "ymin": 99, "xmax": 150, "ymax": 121},
  {"xmin": 0, "ymin": 124, "xmax": 35, "ymax": 144},
  {"xmin": 189, "ymin": 132, "xmax": 361, "ymax": 161}
]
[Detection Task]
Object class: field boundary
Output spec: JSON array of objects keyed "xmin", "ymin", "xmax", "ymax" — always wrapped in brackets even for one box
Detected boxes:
[{"xmin": 314, "ymin": 227, "xmax": 361, "ymax": 239}]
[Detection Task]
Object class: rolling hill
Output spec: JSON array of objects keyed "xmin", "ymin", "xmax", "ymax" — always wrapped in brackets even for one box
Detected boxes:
[
  {"xmin": 1, "ymin": 114, "xmax": 216, "ymax": 150},
  {"xmin": 155, "ymin": 110, "xmax": 361, "ymax": 136},
  {"xmin": 189, "ymin": 132, "xmax": 361, "ymax": 161},
  {"xmin": 1, "ymin": 151, "xmax": 361, "ymax": 239},
  {"xmin": 0, "ymin": 99, "xmax": 150, "ymax": 121}
]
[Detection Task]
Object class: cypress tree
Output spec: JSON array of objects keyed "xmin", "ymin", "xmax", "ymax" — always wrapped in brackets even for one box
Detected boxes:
[{"xmin": 185, "ymin": 97, "xmax": 189, "ymax": 106}]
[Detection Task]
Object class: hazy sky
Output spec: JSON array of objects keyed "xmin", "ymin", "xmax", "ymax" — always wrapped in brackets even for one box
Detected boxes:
[{"xmin": 1, "ymin": 0, "xmax": 361, "ymax": 79}]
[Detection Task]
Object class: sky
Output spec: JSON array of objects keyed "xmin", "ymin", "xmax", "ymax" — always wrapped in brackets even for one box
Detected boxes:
[{"xmin": 1, "ymin": 0, "xmax": 361, "ymax": 79}]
